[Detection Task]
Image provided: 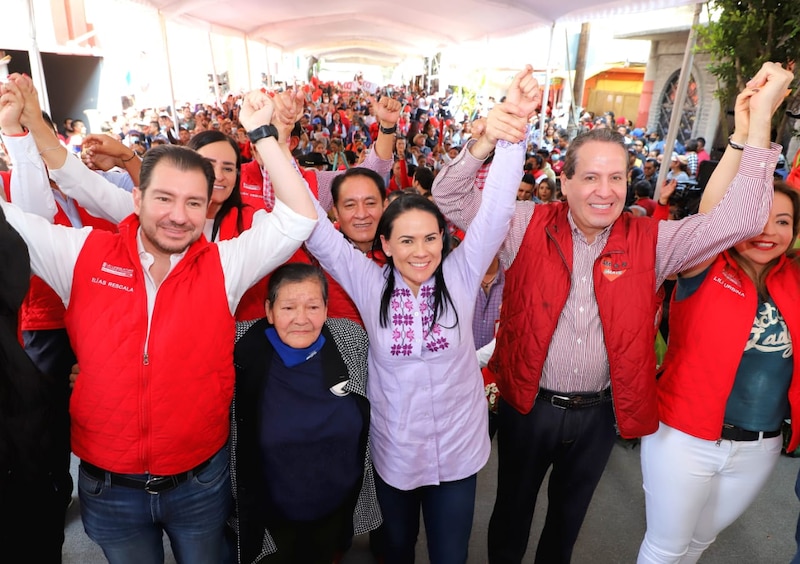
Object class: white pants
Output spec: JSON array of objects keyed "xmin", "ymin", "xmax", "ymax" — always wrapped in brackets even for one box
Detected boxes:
[{"xmin": 637, "ymin": 422, "xmax": 781, "ymax": 564}]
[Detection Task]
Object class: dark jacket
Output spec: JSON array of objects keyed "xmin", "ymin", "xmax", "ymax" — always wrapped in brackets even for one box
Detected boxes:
[
  {"xmin": 0, "ymin": 205, "xmax": 63, "ymax": 492},
  {"xmin": 230, "ymin": 317, "xmax": 381, "ymax": 564}
]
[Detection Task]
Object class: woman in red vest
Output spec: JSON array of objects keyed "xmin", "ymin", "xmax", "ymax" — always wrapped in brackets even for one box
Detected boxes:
[
  {"xmin": 186, "ymin": 130, "xmax": 277, "ymax": 322},
  {"xmin": 186, "ymin": 130, "xmax": 254, "ymax": 241},
  {"xmin": 93, "ymin": 128, "xmax": 266, "ymax": 321},
  {"xmin": 638, "ymin": 80, "xmax": 800, "ymax": 563},
  {"xmin": 21, "ymin": 110, "xmax": 266, "ymax": 322}
]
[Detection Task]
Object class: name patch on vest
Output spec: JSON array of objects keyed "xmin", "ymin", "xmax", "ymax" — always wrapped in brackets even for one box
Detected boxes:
[
  {"xmin": 92, "ymin": 277, "xmax": 134, "ymax": 293},
  {"xmin": 601, "ymin": 259, "xmax": 627, "ymax": 281},
  {"xmin": 712, "ymin": 265, "xmax": 745, "ymax": 297},
  {"xmin": 101, "ymin": 262, "xmax": 134, "ymax": 278}
]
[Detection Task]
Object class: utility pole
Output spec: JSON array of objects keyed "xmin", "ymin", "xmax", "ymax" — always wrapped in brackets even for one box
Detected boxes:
[
  {"xmin": 572, "ymin": 23, "xmax": 590, "ymax": 113},
  {"xmin": 566, "ymin": 22, "xmax": 590, "ymax": 139}
]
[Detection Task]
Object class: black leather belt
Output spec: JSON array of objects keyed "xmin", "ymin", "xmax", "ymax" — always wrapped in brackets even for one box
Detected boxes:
[
  {"xmin": 81, "ymin": 458, "xmax": 212, "ymax": 494},
  {"xmin": 720, "ymin": 424, "xmax": 781, "ymax": 442},
  {"xmin": 537, "ymin": 387, "xmax": 612, "ymax": 409}
]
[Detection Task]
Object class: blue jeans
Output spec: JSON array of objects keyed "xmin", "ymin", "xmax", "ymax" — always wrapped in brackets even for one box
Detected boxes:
[
  {"xmin": 374, "ymin": 472, "xmax": 476, "ymax": 564},
  {"xmin": 79, "ymin": 446, "xmax": 232, "ymax": 564}
]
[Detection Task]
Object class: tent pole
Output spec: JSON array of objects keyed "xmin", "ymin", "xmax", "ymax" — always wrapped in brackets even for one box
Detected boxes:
[
  {"xmin": 159, "ymin": 13, "xmax": 179, "ymax": 137},
  {"xmin": 570, "ymin": 23, "xmax": 591, "ymax": 134},
  {"xmin": 209, "ymin": 31, "xmax": 221, "ymax": 103},
  {"xmin": 264, "ymin": 43, "xmax": 273, "ymax": 88},
  {"xmin": 563, "ymin": 27, "xmax": 580, "ymax": 136},
  {"xmin": 244, "ymin": 34, "xmax": 253, "ymax": 91},
  {"xmin": 537, "ymin": 22, "xmax": 556, "ymax": 147},
  {"xmin": 654, "ymin": 2, "xmax": 702, "ymax": 202},
  {"xmin": 25, "ymin": 0, "xmax": 50, "ymax": 115}
]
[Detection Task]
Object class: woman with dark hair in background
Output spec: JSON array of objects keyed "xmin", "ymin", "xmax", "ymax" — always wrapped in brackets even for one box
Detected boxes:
[
  {"xmin": 536, "ymin": 177, "xmax": 557, "ymax": 203},
  {"xmin": 187, "ymin": 129, "xmax": 252, "ymax": 242}
]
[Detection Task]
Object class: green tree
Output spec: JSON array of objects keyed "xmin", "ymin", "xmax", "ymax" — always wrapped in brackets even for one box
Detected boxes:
[{"xmin": 697, "ymin": 0, "xmax": 800, "ymax": 140}]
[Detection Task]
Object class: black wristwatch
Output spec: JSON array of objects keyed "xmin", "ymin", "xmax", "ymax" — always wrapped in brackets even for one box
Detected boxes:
[
  {"xmin": 379, "ymin": 123, "xmax": 398, "ymax": 135},
  {"xmin": 247, "ymin": 124, "xmax": 279, "ymax": 144}
]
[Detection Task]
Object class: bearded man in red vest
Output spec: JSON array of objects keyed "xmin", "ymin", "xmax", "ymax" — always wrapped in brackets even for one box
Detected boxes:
[
  {"xmin": 0, "ymin": 84, "xmax": 317, "ymax": 564},
  {"xmin": 432, "ymin": 62, "xmax": 792, "ymax": 564}
]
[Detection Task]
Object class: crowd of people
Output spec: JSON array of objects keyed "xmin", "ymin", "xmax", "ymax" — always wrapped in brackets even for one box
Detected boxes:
[{"xmin": 0, "ymin": 59, "xmax": 799, "ymax": 564}]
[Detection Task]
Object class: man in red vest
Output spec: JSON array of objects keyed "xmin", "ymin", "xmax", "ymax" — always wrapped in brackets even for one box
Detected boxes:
[
  {"xmin": 0, "ymin": 82, "xmax": 317, "ymax": 564},
  {"xmin": 432, "ymin": 62, "xmax": 791, "ymax": 564}
]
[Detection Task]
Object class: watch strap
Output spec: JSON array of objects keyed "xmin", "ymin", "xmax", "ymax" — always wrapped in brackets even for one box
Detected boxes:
[
  {"xmin": 379, "ymin": 123, "xmax": 398, "ymax": 135},
  {"xmin": 247, "ymin": 124, "xmax": 280, "ymax": 144}
]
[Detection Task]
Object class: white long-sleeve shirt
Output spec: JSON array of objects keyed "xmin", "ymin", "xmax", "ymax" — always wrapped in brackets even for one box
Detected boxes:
[{"xmin": 0, "ymin": 196, "xmax": 316, "ymax": 316}]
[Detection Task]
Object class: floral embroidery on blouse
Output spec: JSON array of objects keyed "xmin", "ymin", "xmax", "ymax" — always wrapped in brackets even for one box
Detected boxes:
[{"xmin": 389, "ymin": 284, "xmax": 450, "ymax": 356}]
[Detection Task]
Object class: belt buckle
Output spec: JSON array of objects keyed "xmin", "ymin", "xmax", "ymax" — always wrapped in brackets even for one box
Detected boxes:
[
  {"xmin": 144, "ymin": 475, "xmax": 175, "ymax": 494},
  {"xmin": 550, "ymin": 394, "xmax": 571, "ymax": 409}
]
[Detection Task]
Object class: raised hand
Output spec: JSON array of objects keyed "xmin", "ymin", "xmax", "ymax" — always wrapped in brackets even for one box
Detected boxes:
[
  {"xmin": 746, "ymin": 61, "xmax": 794, "ymax": 118},
  {"xmin": 271, "ymin": 89, "xmax": 304, "ymax": 144},
  {"xmin": 484, "ymin": 103, "xmax": 529, "ymax": 146},
  {"xmin": 731, "ymin": 87, "xmax": 756, "ymax": 143},
  {"xmin": 371, "ymin": 95, "xmax": 402, "ymax": 126},
  {"xmin": 9, "ymin": 73, "xmax": 44, "ymax": 131},
  {"xmin": 0, "ymin": 80, "xmax": 24, "ymax": 134},
  {"xmin": 658, "ymin": 179, "xmax": 678, "ymax": 206},
  {"xmin": 469, "ymin": 69, "xmax": 537, "ymax": 159},
  {"xmin": 239, "ymin": 90, "xmax": 275, "ymax": 132},
  {"xmin": 273, "ymin": 89, "xmax": 305, "ymax": 125},
  {"xmin": 744, "ymin": 62, "xmax": 794, "ymax": 147},
  {"xmin": 505, "ymin": 65, "xmax": 541, "ymax": 120},
  {"xmin": 471, "ymin": 118, "xmax": 487, "ymax": 139},
  {"xmin": 0, "ymin": 73, "xmax": 66, "ymax": 169}
]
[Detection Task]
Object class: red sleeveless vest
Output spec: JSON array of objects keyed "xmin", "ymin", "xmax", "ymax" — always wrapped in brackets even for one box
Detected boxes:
[
  {"xmin": 658, "ymin": 252, "xmax": 800, "ymax": 449},
  {"xmin": 65, "ymin": 215, "xmax": 234, "ymax": 473},
  {"xmin": 490, "ymin": 203, "xmax": 661, "ymax": 438}
]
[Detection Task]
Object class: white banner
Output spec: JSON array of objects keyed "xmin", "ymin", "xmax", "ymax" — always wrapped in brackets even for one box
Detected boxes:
[{"xmin": 361, "ymin": 80, "xmax": 378, "ymax": 94}]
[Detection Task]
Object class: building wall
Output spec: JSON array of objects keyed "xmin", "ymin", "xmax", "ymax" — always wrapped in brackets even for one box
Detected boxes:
[
  {"xmin": 583, "ymin": 69, "xmax": 645, "ymax": 124},
  {"xmin": 646, "ymin": 37, "xmax": 721, "ymax": 149}
]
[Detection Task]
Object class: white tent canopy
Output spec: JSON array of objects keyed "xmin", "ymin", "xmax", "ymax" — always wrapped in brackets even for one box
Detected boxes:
[
  {"xmin": 140, "ymin": 0, "xmax": 704, "ymax": 66},
  {"xmin": 9, "ymin": 0, "xmax": 705, "ymax": 162},
  {"xmin": 133, "ymin": 0, "xmax": 707, "ymax": 181}
]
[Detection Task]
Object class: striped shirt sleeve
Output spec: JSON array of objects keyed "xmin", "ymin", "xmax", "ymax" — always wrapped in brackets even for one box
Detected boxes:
[{"xmin": 654, "ymin": 143, "xmax": 779, "ymax": 288}]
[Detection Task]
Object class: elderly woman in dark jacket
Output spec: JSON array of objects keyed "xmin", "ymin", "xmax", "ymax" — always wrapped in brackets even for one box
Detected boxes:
[{"xmin": 230, "ymin": 263, "xmax": 380, "ymax": 564}]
